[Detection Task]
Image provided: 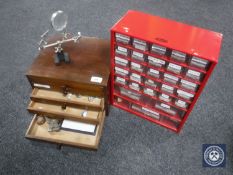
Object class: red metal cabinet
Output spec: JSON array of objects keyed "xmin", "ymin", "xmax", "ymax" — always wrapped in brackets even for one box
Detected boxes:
[{"xmin": 110, "ymin": 10, "xmax": 223, "ymax": 133}]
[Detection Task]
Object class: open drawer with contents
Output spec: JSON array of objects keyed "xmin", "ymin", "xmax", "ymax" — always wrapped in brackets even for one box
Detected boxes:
[{"xmin": 110, "ymin": 10, "xmax": 222, "ymax": 132}]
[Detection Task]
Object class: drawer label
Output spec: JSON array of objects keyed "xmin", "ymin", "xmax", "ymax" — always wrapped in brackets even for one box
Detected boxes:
[
  {"xmin": 161, "ymin": 103, "xmax": 170, "ymax": 109},
  {"xmin": 131, "ymin": 62, "xmax": 141, "ymax": 69},
  {"xmin": 118, "ymin": 46, "xmax": 127, "ymax": 53},
  {"xmin": 116, "ymin": 77, "xmax": 125, "ymax": 83},
  {"xmin": 142, "ymin": 107, "xmax": 159, "ymax": 116},
  {"xmin": 115, "ymin": 56, "xmax": 128, "ymax": 64},
  {"xmin": 91, "ymin": 76, "xmax": 103, "ymax": 83},
  {"xmin": 169, "ymin": 63, "xmax": 181, "ymax": 70},
  {"xmin": 148, "ymin": 56, "xmax": 165, "ymax": 65},
  {"xmin": 149, "ymin": 68, "xmax": 159, "ymax": 74},
  {"xmin": 187, "ymin": 69, "xmax": 200, "ymax": 76},
  {"xmin": 133, "ymin": 51, "xmax": 143, "ymax": 58}
]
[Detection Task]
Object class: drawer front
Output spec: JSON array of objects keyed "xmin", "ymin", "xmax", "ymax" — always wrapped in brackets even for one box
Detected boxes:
[
  {"xmin": 27, "ymin": 101, "xmax": 103, "ymax": 124},
  {"xmin": 30, "ymin": 88, "xmax": 104, "ymax": 110},
  {"xmin": 25, "ymin": 111, "xmax": 105, "ymax": 149},
  {"xmin": 27, "ymin": 75, "xmax": 104, "ymax": 97}
]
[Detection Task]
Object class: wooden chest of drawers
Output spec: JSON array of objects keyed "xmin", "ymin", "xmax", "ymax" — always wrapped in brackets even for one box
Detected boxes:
[{"xmin": 25, "ymin": 36, "xmax": 110, "ymax": 149}]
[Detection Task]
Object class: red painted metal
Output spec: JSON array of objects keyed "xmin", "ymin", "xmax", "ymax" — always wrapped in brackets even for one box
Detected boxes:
[{"xmin": 110, "ymin": 10, "xmax": 223, "ymax": 133}]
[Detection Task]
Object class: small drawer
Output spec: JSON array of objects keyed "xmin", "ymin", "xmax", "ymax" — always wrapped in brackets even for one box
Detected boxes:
[
  {"xmin": 30, "ymin": 88, "xmax": 104, "ymax": 109},
  {"xmin": 144, "ymin": 79, "xmax": 159, "ymax": 88},
  {"xmin": 151, "ymin": 44, "xmax": 167, "ymax": 55},
  {"xmin": 115, "ymin": 66, "xmax": 129, "ymax": 77},
  {"xmin": 115, "ymin": 76, "xmax": 127, "ymax": 85},
  {"xmin": 142, "ymin": 107, "xmax": 160, "ymax": 119},
  {"xmin": 115, "ymin": 46, "xmax": 129, "ymax": 57},
  {"xmin": 114, "ymin": 56, "xmax": 129, "ymax": 67},
  {"xmin": 175, "ymin": 99, "xmax": 188, "ymax": 109},
  {"xmin": 131, "ymin": 104, "xmax": 142, "ymax": 113},
  {"xmin": 25, "ymin": 112, "xmax": 105, "ymax": 149},
  {"xmin": 180, "ymin": 79, "xmax": 198, "ymax": 91},
  {"xmin": 119, "ymin": 87, "xmax": 141, "ymax": 101},
  {"xmin": 159, "ymin": 93, "xmax": 172, "ymax": 103},
  {"xmin": 27, "ymin": 101, "xmax": 102, "ymax": 124},
  {"xmin": 171, "ymin": 50, "xmax": 186, "ymax": 62},
  {"xmin": 190, "ymin": 56, "xmax": 209, "ymax": 70},
  {"xmin": 130, "ymin": 73, "xmax": 143, "ymax": 84},
  {"xmin": 132, "ymin": 38, "xmax": 148, "ymax": 51},
  {"xmin": 177, "ymin": 89, "xmax": 194, "ymax": 100},
  {"xmin": 130, "ymin": 62, "xmax": 145, "ymax": 73},
  {"xmin": 131, "ymin": 51, "xmax": 145, "ymax": 62},
  {"xmin": 167, "ymin": 63, "xmax": 182, "ymax": 74},
  {"xmin": 143, "ymin": 87, "xmax": 156, "ymax": 96},
  {"xmin": 155, "ymin": 102, "xmax": 177, "ymax": 116},
  {"xmin": 161, "ymin": 84, "xmax": 175, "ymax": 94},
  {"xmin": 186, "ymin": 69, "xmax": 202, "ymax": 81},
  {"xmin": 129, "ymin": 82, "xmax": 141, "ymax": 92},
  {"xmin": 147, "ymin": 68, "xmax": 161, "ymax": 79},
  {"xmin": 115, "ymin": 33, "xmax": 130, "ymax": 45},
  {"xmin": 115, "ymin": 97, "xmax": 130, "ymax": 108},
  {"xmin": 163, "ymin": 73, "xmax": 179, "ymax": 85},
  {"xmin": 148, "ymin": 56, "xmax": 166, "ymax": 68}
]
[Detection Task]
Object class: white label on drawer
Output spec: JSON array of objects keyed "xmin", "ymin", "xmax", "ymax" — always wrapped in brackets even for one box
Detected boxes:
[
  {"xmin": 131, "ymin": 73, "xmax": 141, "ymax": 79},
  {"xmin": 181, "ymin": 79, "xmax": 196, "ymax": 87},
  {"xmin": 115, "ymin": 67, "xmax": 128, "ymax": 74},
  {"xmin": 187, "ymin": 70, "xmax": 201, "ymax": 76},
  {"xmin": 161, "ymin": 103, "xmax": 170, "ymax": 109},
  {"xmin": 149, "ymin": 68, "xmax": 159, "ymax": 75},
  {"xmin": 131, "ymin": 82, "xmax": 139, "ymax": 87},
  {"xmin": 164, "ymin": 74, "xmax": 179, "ymax": 81},
  {"xmin": 192, "ymin": 57, "xmax": 208, "ymax": 65},
  {"xmin": 91, "ymin": 76, "xmax": 103, "ymax": 83},
  {"xmin": 131, "ymin": 62, "xmax": 141, "ymax": 69},
  {"xmin": 177, "ymin": 90, "xmax": 194, "ymax": 97},
  {"xmin": 177, "ymin": 100, "xmax": 186, "ymax": 106},
  {"xmin": 135, "ymin": 44, "xmax": 146, "ymax": 50},
  {"xmin": 152, "ymin": 44, "xmax": 166, "ymax": 51},
  {"xmin": 172, "ymin": 50, "xmax": 186, "ymax": 58},
  {"xmin": 116, "ymin": 77, "xmax": 125, "ymax": 83},
  {"xmin": 118, "ymin": 46, "xmax": 127, "ymax": 52},
  {"xmin": 161, "ymin": 93, "xmax": 169, "ymax": 99},
  {"xmin": 116, "ymin": 33, "xmax": 130, "ymax": 40},
  {"xmin": 148, "ymin": 56, "xmax": 165, "ymax": 65},
  {"xmin": 145, "ymin": 88, "xmax": 154, "ymax": 93},
  {"xmin": 162, "ymin": 84, "xmax": 174, "ymax": 91},
  {"xmin": 142, "ymin": 107, "xmax": 159, "ymax": 116},
  {"xmin": 169, "ymin": 63, "xmax": 182, "ymax": 70},
  {"xmin": 33, "ymin": 83, "xmax": 51, "ymax": 89},
  {"xmin": 133, "ymin": 51, "xmax": 143, "ymax": 58},
  {"xmin": 115, "ymin": 56, "xmax": 128, "ymax": 64},
  {"xmin": 134, "ymin": 39, "xmax": 146, "ymax": 45}
]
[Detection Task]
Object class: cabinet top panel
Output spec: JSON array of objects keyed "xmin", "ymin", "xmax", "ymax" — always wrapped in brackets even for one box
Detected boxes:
[
  {"xmin": 27, "ymin": 36, "xmax": 110, "ymax": 87},
  {"xmin": 111, "ymin": 10, "xmax": 223, "ymax": 63}
]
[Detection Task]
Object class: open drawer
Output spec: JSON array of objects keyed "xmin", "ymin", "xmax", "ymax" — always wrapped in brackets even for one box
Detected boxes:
[
  {"xmin": 30, "ymin": 88, "xmax": 104, "ymax": 110},
  {"xmin": 28, "ymin": 101, "xmax": 102, "ymax": 124},
  {"xmin": 25, "ymin": 112, "xmax": 105, "ymax": 149}
]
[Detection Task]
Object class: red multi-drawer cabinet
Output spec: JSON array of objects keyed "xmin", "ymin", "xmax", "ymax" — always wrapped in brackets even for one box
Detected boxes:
[{"xmin": 110, "ymin": 10, "xmax": 223, "ymax": 133}]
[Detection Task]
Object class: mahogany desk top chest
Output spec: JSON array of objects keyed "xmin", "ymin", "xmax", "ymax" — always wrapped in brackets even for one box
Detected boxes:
[{"xmin": 25, "ymin": 36, "xmax": 110, "ymax": 149}]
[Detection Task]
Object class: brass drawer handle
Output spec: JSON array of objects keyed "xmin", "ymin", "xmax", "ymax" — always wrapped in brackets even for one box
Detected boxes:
[
  {"xmin": 61, "ymin": 104, "xmax": 67, "ymax": 110},
  {"xmin": 61, "ymin": 85, "xmax": 70, "ymax": 96}
]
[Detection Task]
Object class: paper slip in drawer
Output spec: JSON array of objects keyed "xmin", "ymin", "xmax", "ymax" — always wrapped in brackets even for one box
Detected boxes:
[
  {"xmin": 190, "ymin": 56, "xmax": 209, "ymax": 69},
  {"xmin": 177, "ymin": 90, "xmax": 194, "ymax": 100},
  {"xmin": 145, "ymin": 79, "xmax": 158, "ymax": 88},
  {"xmin": 131, "ymin": 62, "xmax": 144, "ymax": 72},
  {"xmin": 25, "ymin": 112, "xmax": 105, "ymax": 149},
  {"xmin": 115, "ymin": 46, "xmax": 128, "ymax": 56},
  {"xmin": 167, "ymin": 63, "xmax": 182, "ymax": 74},
  {"xmin": 133, "ymin": 38, "xmax": 148, "ymax": 51},
  {"xmin": 159, "ymin": 93, "xmax": 172, "ymax": 102},
  {"xmin": 151, "ymin": 44, "xmax": 166, "ymax": 55},
  {"xmin": 155, "ymin": 103, "xmax": 177, "ymax": 116},
  {"xmin": 30, "ymin": 88, "xmax": 104, "ymax": 109},
  {"xmin": 147, "ymin": 68, "xmax": 160, "ymax": 78},
  {"xmin": 171, "ymin": 50, "xmax": 186, "ymax": 62},
  {"xmin": 120, "ymin": 87, "xmax": 141, "ymax": 100},
  {"xmin": 142, "ymin": 107, "xmax": 160, "ymax": 119},
  {"xmin": 175, "ymin": 99, "xmax": 188, "ymax": 109},
  {"xmin": 115, "ymin": 67, "xmax": 129, "ymax": 76},
  {"xmin": 148, "ymin": 56, "xmax": 166, "ymax": 67},
  {"xmin": 143, "ymin": 87, "xmax": 155, "ymax": 96},
  {"xmin": 115, "ymin": 56, "xmax": 129, "ymax": 66},
  {"xmin": 186, "ymin": 69, "xmax": 202, "ymax": 80},
  {"xmin": 164, "ymin": 73, "xmax": 179, "ymax": 84},
  {"xmin": 161, "ymin": 84, "xmax": 174, "ymax": 94},
  {"xmin": 180, "ymin": 79, "xmax": 198, "ymax": 91},
  {"xmin": 131, "ymin": 104, "xmax": 142, "ymax": 112},
  {"xmin": 115, "ymin": 76, "xmax": 127, "ymax": 85},
  {"xmin": 27, "ymin": 101, "xmax": 102, "ymax": 124},
  {"xmin": 132, "ymin": 51, "xmax": 145, "ymax": 61},
  {"xmin": 115, "ymin": 33, "xmax": 130, "ymax": 44},
  {"xmin": 130, "ymin": 73, "xmax": 142, "ymax": 83},
  {"xmin": 129, "ymin": 82, "xmax": 141, "ymax": 91}
]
